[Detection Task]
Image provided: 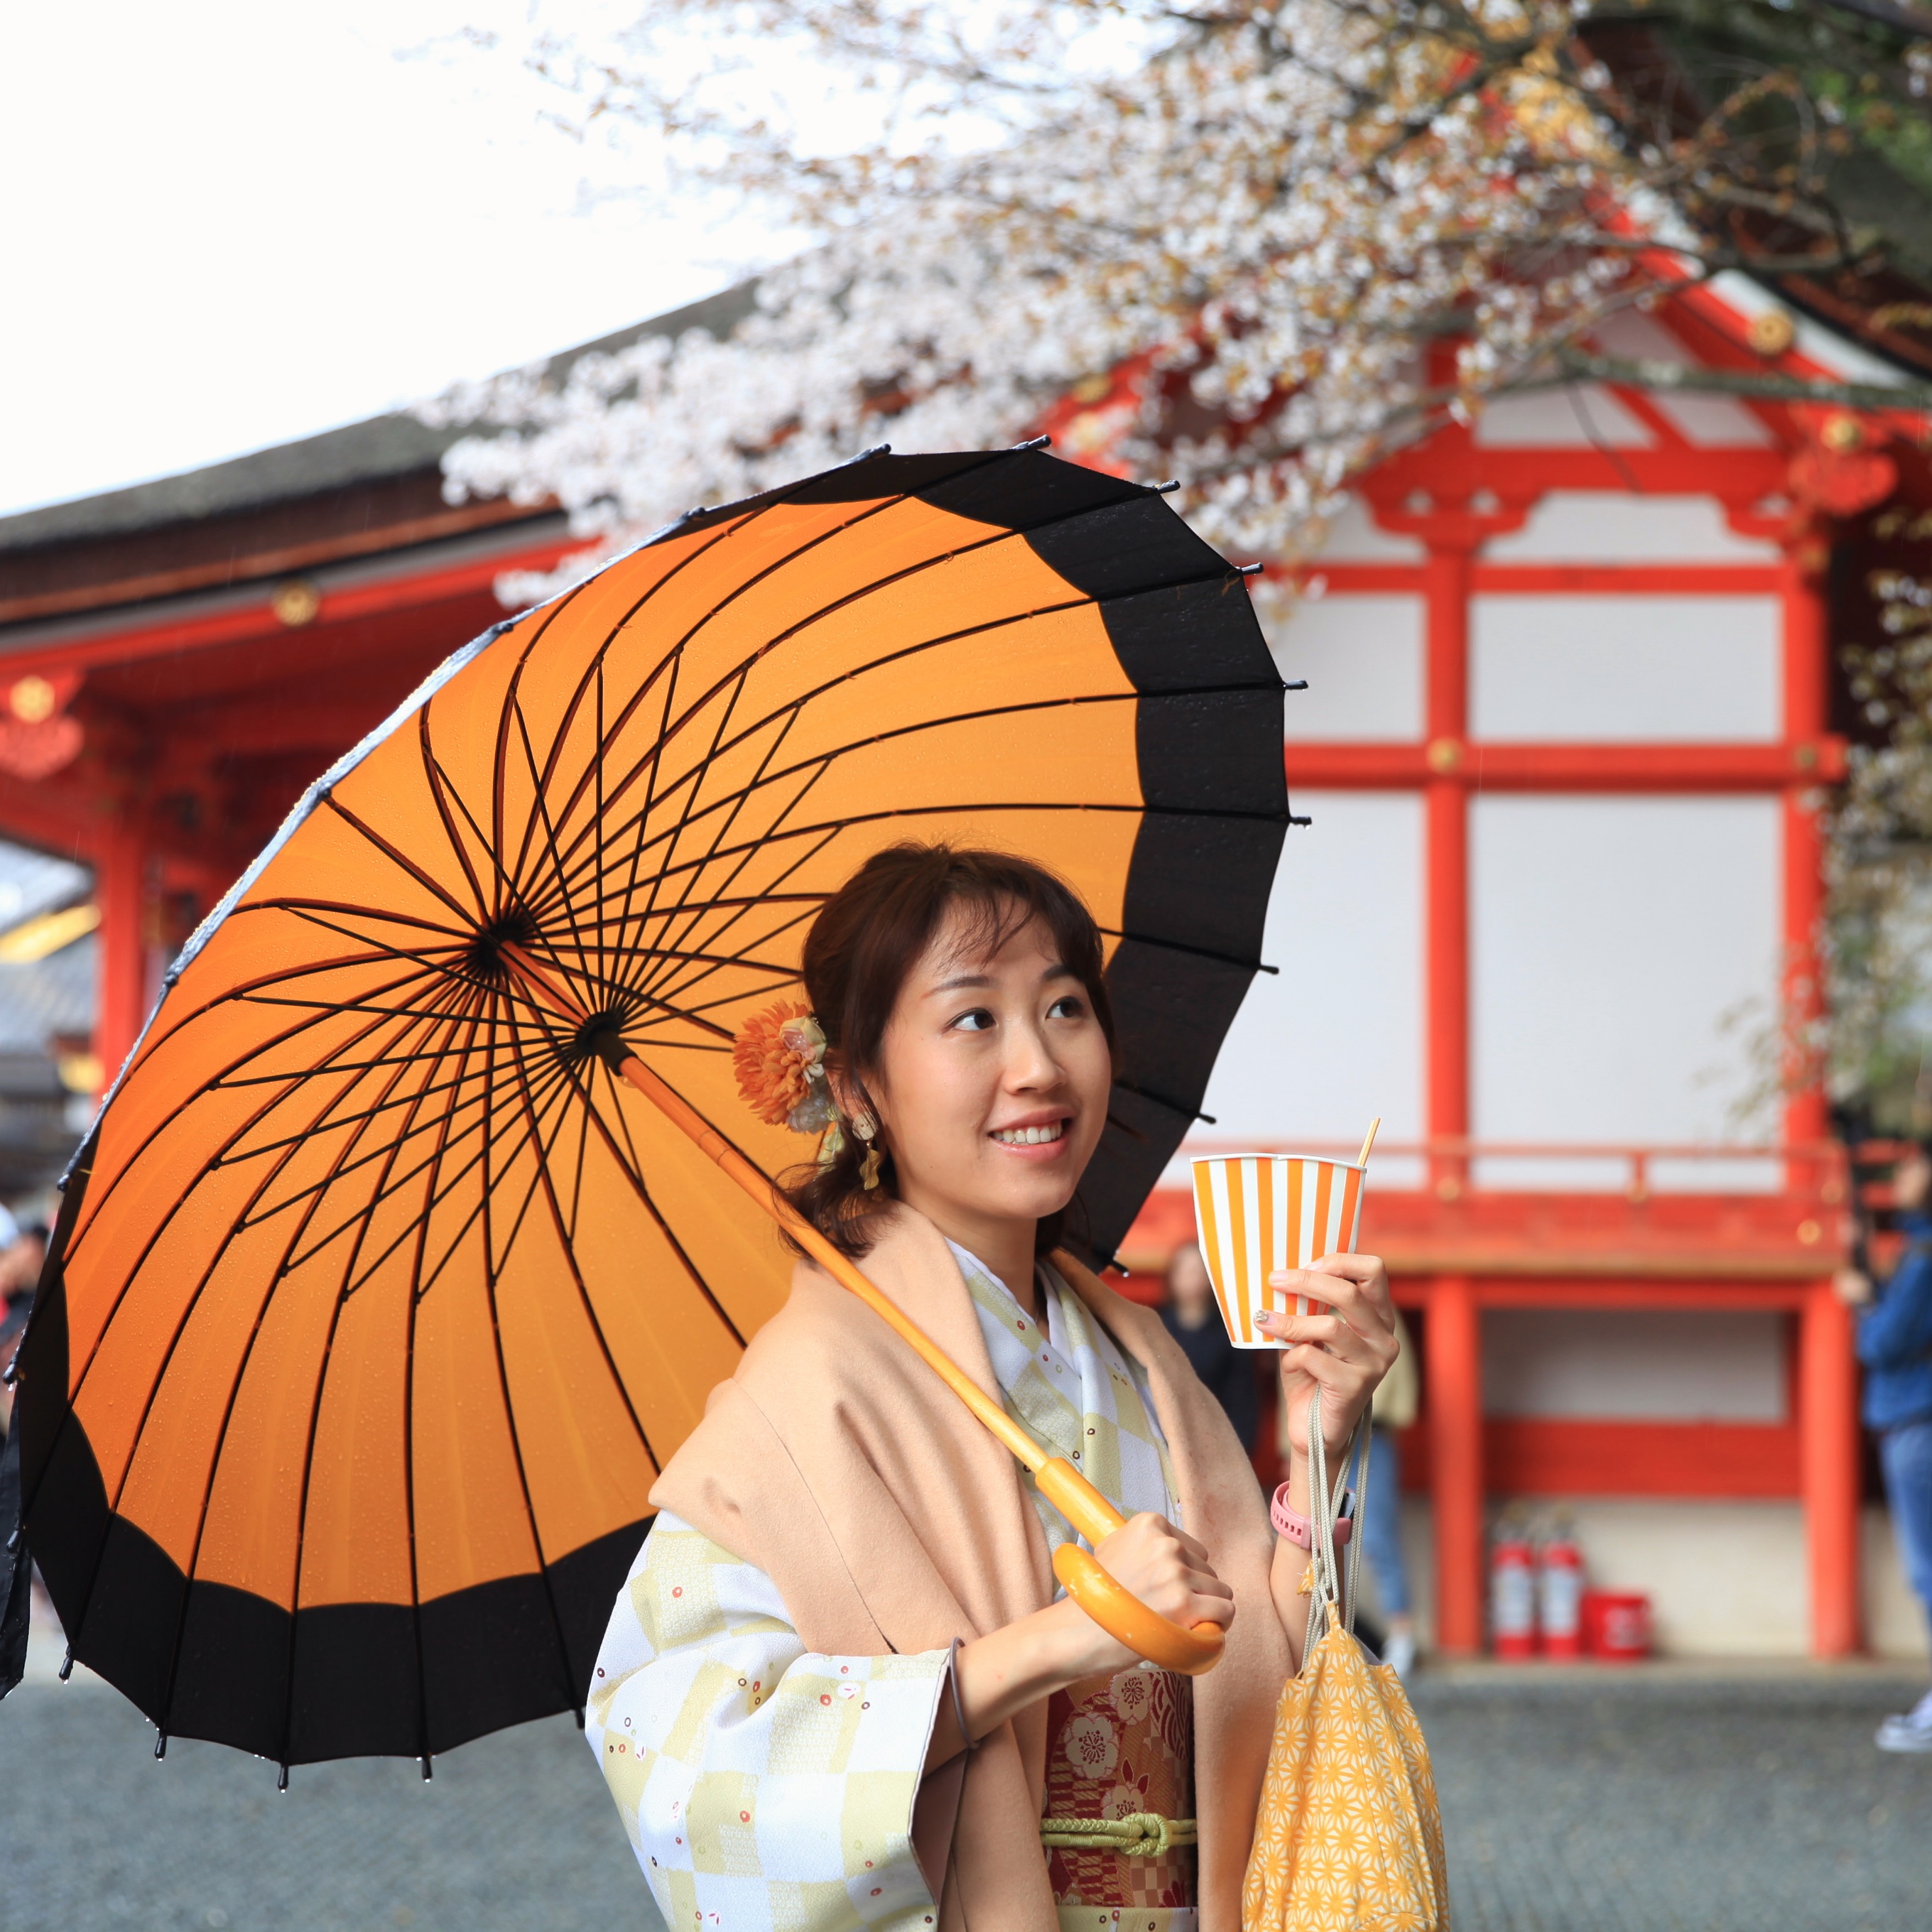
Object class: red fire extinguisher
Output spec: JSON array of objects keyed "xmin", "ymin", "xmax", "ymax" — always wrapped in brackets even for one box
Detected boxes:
[
  {"xmin": 1538, "ymin": 1519, "xmax": 1585, "ymax": 1661},
  {"xmin": 1490, "ymin": 1518, "xmax": 1536, "ymax": 1659}
]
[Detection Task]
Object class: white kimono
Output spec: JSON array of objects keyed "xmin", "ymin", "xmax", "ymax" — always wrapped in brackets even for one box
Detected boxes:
[{"xmin": 587, "ymin": 1246, "xmax": 1188, "ymax": 1932}]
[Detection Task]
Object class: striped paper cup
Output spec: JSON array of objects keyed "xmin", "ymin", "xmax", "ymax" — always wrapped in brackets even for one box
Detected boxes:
[{"xmin": 1189, "ymin": 1154, "xmax": 1367, "ymax": 1350}]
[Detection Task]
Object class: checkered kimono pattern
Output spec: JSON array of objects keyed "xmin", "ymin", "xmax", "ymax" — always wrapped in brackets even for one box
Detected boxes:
[
  {"xmin": 950, "ymin": 1245, "xmax": 1181, "ymax": 1557},
  {"xmin": 587, "ymin": 1247, "xmax": 1193, "ymax": 1932}
]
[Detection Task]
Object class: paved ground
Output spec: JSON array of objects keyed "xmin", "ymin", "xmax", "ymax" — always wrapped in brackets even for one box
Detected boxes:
[
  {"xmin": 8, "ymin": 1629, "xmax": 1932, "ymax": 1930},
  {"xmin": 1413, "ymin": 1665, "xmax": 1932, "ymax": 1932}
]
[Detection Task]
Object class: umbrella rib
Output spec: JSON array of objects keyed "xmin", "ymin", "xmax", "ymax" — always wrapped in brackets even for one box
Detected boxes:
[
  {"xmin": 624, "ymin": 820, "xmax": 840, "ymax": 1015},
  {"xmin": 318, "ymin": 795, "xmax": 490, "ymax": 930},
  {"xmin": 397, "ymin": 996, "xmax": 496, "ymax": 1767},
  {"xmin": 487, "ymin": 576, "xmax": 599, "ymax": 924},
  {"xmin": 34, "ymin": 979, "xmax": 466, "ymax": 1576},
  {"xmin": 217, "ymin": 1051, "xmax": 552, "ymax": 1171},
  {"xmin": 331, "ymin": 1048, "xmax": 582, "ymax": 1306},
  {"xmin": 415, "ymin": 706, "xmax": 494, "ymax": 929},
  {"xmin": 138, "ymin": 983, "xmax": 488, "ymax": 1737},
  {"xmin": 616, "ymin": 764, "xmax": 832, "ymax": 1010},
  {"xmin": 60, "ymin": 954, "xmax": 453, "ymax": 1288},
  {"xmin": 529, "ymin": 486, "xmax": 929, "ymax": 864},
  {"xmin": 531, "ymin": 452, "xmax": 1038, "ymax": 862},
  {"xmin": 531, "ymin": 570, "xmax": 1083, "ymax": 903},
  {"xmin": 271, "ymin": 987, "xmax": 487, "ymax": 1766},
  {"xmin": 1095, "ymin": 925, "xmax": 1272, "ymax": 974},
  {"xmin": 568, "ymin": 1053, "xmax": 749, "ymax": 1348},
  {"xmin": 274, "ymin": 1048, "xmax": 575, "ymax": 1280},
  {"xmin": 615, "ymin": 700, "xmax": 814, "ymax": 1008},
  {"xmin": 500, "ymin": 1033, "xmax": 664, "ymax": 1475},
  {"xmin": 509, "ymin": 695, "xmax": 603, "ymax": 999},
  {"xmin": 473, "ymin": 994, "xmax": 583, "ymax": 1708},
  {"xmin": 235, "ymin": 899, "xmax": 475, "ymax": 941},
  {"xmin": 612, "ymin": 651, "xmax": 754, "ymax": 1001},
  {"xmin": 541, "ymin": 684, "xmax": 1149, "ymax": 923}
]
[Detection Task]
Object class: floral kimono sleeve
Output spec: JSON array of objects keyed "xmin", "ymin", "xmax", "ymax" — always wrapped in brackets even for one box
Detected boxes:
[{"xmin": 587, "ymin": 1512, "xmax": 953, "ymax": 1932}]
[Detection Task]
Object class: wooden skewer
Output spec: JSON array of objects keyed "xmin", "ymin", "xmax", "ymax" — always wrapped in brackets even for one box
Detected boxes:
[{"xmin": 1357, "ymin": 1117, "xmax": 1382, "ymax": 1168}]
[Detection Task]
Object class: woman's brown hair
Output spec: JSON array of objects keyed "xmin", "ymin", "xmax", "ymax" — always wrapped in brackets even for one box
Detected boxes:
[{"xmin": 785, "ymin": 843, "xmax": 1117, "ymax": 1257}]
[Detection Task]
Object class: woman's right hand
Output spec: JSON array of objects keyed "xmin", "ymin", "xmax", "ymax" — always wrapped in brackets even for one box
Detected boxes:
[
  {"xmin": 1055, "ymin": 1512, "xmax": 1234, "ymax": 1676},
  {"xmin": 929, "ymin": 1515, "xmax": 1234, "ymax": 1767}
]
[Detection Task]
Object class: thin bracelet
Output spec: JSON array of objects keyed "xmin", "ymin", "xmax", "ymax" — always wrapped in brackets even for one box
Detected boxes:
[{"xmin": 947, "ymin": 1636, "xmax": 977, "ymax": 1752}]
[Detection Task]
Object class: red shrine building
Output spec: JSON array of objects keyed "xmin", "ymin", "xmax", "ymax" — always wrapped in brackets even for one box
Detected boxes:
[{"xmin": 0, "ymin": 276, "xmax": 1923, "ymax": 1659}]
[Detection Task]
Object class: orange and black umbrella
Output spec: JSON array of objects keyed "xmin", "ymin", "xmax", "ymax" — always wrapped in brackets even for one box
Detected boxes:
[{"xmin": 5, "ymin": 447, "xmax": 1290, "ymax": 1772}]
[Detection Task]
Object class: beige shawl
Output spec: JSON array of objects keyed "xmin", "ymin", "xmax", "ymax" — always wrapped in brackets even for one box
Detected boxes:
[{"xmin": 651, "ymin": 1205, "xmax": 1290, "ymax": 1931}]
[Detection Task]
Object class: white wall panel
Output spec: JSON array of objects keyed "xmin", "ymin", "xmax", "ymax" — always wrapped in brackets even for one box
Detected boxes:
[
  {"xmin": 1471, "ymin": 594, "xmax": 1781, "ymax": 742},
  {"xmin": 1313, "ymin": 495, "xmax": 1425, "ymax": 561},
  {"xmin": 1484, "ymin": 492, "xmax": 1781, "ymax": 563},
  {"xmin": 1269, "ymin": 594, "xmax": 1425, "ymax": 742},
  {"xmin": 1481, "ymin": 1310, "xmax": 1786, "ymax": 1421},
  {"xmin": 1470, "ymin": 797, "xmax": 1779, "ymax": 1174},
  {"xmin": 1475, "ymin": 386, "xmax": 1649, "ymax": 446},
  {"xmin": 1193, "ymin": 793, "xmax": 1423, "ymax": 1181}
]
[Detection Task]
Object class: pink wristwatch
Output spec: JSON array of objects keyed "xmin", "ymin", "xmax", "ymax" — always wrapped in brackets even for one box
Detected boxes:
[{"xmin": 1269, "ymin": 1483, "xmax": 1353, "ymax": 1549}]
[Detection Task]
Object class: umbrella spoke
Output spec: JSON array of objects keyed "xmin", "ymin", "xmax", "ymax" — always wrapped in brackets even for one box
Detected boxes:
[
  {"xmin": 473, "ymin": 994, "xmax": 581, "ymax": 1683},
  {"xmin": 64, "ymin": 955, "xmax": 460, "ymax": 1277},
  {"xmin": 415, "ymin": 707, "xmax": 494, "ymax": 928},
  {"xmin": 276, "ymin": 987, "xmax": 494, "ymax": 1764},
  {"xmin": 60, "ymin": 979, "xmax": 494, "ymax": 1724},
  {"xmin": 496, "ymin": 1038, "xmax": 663, "ymax": 1472}
]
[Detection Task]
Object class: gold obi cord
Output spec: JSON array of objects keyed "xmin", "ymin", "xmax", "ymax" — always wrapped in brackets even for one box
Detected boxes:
[{"xmin": 1038, "ymin": 1813, "xmax": 1198, "ymax": 1857}]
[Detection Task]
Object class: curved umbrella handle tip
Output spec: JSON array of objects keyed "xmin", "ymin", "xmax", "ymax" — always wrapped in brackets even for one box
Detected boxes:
[{"xmin": 1051, "ymin": 1542, "xmax": 1225, "ymax": 1677}]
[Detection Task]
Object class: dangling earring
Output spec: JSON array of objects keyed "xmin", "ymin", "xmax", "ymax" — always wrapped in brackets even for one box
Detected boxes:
[{"xmin": 852, "ymin": 1109, "xmax": 882, "ymax": 1190}]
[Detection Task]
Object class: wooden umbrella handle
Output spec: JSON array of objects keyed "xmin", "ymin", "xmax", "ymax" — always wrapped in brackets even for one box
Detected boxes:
[
  {"xmin": 619, "ymin": 1051, "xmax": 1226, "ymax": 1677},
  {"xmin": 499, "ymin": 944, "xmax": 1222, "ymax": 1673}
]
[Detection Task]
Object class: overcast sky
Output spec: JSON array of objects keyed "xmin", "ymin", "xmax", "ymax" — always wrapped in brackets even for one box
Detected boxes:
[{"xmin": 0, "ymin": 4, "xmax": 781, "ymax": 518}]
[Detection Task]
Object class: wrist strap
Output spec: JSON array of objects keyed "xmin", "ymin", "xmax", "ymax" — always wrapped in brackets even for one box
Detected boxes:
[
  {"xmin": 948, "ymin": 1636, "xmax": 977, "ymax": 1751},
  {"xmin": 1271, "ymin": 1483, "xmax": 1353, "ymax": 1549}
]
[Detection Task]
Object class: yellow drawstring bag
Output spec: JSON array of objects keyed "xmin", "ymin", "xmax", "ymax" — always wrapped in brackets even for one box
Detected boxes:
[{"xmin": 1242, "ymin": 1396, "xmax": 1450, "ymax": 1931}]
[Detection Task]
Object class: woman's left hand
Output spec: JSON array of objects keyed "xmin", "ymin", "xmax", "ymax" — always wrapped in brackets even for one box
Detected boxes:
[{"xmin": 1255, "ymin": 1253, "xmax": 1399, "ymax": 1464}]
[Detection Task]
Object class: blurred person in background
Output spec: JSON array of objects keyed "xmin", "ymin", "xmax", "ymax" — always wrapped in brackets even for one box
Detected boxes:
[
  {"xmin": 0, "ymin": 1205, "xmax": 33, "ymax": 1439},
  {"xmin": 1360, "ymin": 1309, "xmax": 1419, "ymax": 1676},
  {"xmin": 1159, "ymin": 1242, "xmax": 1259, "ymax": 1453},
  {"xmin": 1836, "ymin": 1141, "xmax": 1932, "ymax": 1752}
]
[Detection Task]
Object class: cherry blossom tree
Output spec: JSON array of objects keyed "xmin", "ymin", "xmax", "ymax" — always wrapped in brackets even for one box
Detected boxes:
[{"xmin": 430, "ymin": 0, "xmax": 1932, "ymax": 603}]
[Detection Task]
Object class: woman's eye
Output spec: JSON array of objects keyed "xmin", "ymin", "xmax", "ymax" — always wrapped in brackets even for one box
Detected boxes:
[
  {"xmin": 952, "ymin": 1009, "xmax": 995, "ymax": 1033},
  {"xmin": 1046, "ymin": 995, "xmax": 1084, "ymax": 1021}
]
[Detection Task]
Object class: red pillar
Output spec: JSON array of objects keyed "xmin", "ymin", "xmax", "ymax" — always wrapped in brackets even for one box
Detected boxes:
[
  {"xmin": 1427, "ymin": 1274, "xmax": 1484, "ymax": 1654},
  {"xmin": 95, "ymin": 818, "xmax": 150, "ymax": 1087},
  {"xmin": 1423, "ymin": 541, "xmax": 1472, "ymax": 1196},
  {"xmin": 1798, "ymin": 1283, "xmax": 1861, "ymax": 1656}
]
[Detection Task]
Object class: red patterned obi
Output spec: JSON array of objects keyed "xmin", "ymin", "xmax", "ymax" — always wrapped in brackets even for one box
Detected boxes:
[{"xmin": 1042, "ymin": 1664, "xmax": 1195, "ymax": 1912}]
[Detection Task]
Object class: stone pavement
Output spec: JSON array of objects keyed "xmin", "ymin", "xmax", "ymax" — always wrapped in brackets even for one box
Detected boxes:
[
  {"xmin": 1412, "ymin": 1663, "xmax": 1932, "ymax": 1931},
  {"xmin": 7, "ymin": 1650, "xmax": 1932, "ymax": 1930}
]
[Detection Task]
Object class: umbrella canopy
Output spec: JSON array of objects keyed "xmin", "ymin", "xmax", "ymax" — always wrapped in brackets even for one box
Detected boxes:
[{"xmin": 12, "ymin": 447, "xmax": 1290, "ymax": 1769}]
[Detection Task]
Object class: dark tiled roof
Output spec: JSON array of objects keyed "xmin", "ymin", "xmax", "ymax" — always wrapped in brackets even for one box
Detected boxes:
[{"xmin": 0, "ymin": 283, "xmax": 756, "ymax": 554}]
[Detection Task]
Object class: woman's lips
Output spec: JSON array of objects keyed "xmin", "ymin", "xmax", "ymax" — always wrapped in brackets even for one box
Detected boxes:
[{"xmin": 989, "ymin": 1119, "xmax": 1069, "ymax": 1154}]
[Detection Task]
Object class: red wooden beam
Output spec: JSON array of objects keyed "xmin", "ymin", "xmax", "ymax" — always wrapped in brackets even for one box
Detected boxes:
[
  {"xmin": 1302, "ymin": 563, "xmax": 1786, "ymax": 595},
  {"xmin": 1480, "ymin": 1418, "xmax": 1799, "ymax": 1498},
  {"xmin": 0, "ymin": 536, "xmax": 575, "ymax": 681},
  {"xmin": 1286, "ymin": 741, "xmax": 1847, "ymax": 790}
]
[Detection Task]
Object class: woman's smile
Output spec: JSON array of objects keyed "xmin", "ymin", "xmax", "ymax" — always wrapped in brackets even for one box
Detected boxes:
[{"xmin": 989, "ymin": 1114, "xmax": 1071, "ymax": 1154}]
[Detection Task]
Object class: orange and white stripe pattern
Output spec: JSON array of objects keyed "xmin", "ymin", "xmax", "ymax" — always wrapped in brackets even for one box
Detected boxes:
[{"xmin": 1190, "ymin": 1155, "xmax": 1367, "ymax": 1350}]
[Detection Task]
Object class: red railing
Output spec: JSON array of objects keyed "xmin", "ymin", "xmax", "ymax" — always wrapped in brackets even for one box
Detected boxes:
[{"xmin": 1119, "ymin": 1138, "xmax": 1853, "ymax": 1280}]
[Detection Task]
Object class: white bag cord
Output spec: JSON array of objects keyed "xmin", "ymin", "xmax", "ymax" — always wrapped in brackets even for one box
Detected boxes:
[{"xmin": 1301, "ymin": 1386, "xmax": 1371, "ymax": 1658}]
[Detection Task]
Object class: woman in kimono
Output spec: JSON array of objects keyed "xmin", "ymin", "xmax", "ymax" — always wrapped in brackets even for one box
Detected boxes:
[{"xmin": 587, "ymin": 845, "xmax": 1399, "ymax": 1932}]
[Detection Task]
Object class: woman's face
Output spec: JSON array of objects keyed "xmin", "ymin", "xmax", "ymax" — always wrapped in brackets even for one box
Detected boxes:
[{"xmin": 863, "ymin": 906, "xmax": 1113, "ymax": 1239}]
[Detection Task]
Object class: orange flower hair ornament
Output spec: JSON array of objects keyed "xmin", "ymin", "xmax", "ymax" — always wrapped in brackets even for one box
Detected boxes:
[{"xmin": 732, "ymin": 998, "xmax": 881, "ymax": 1186}]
